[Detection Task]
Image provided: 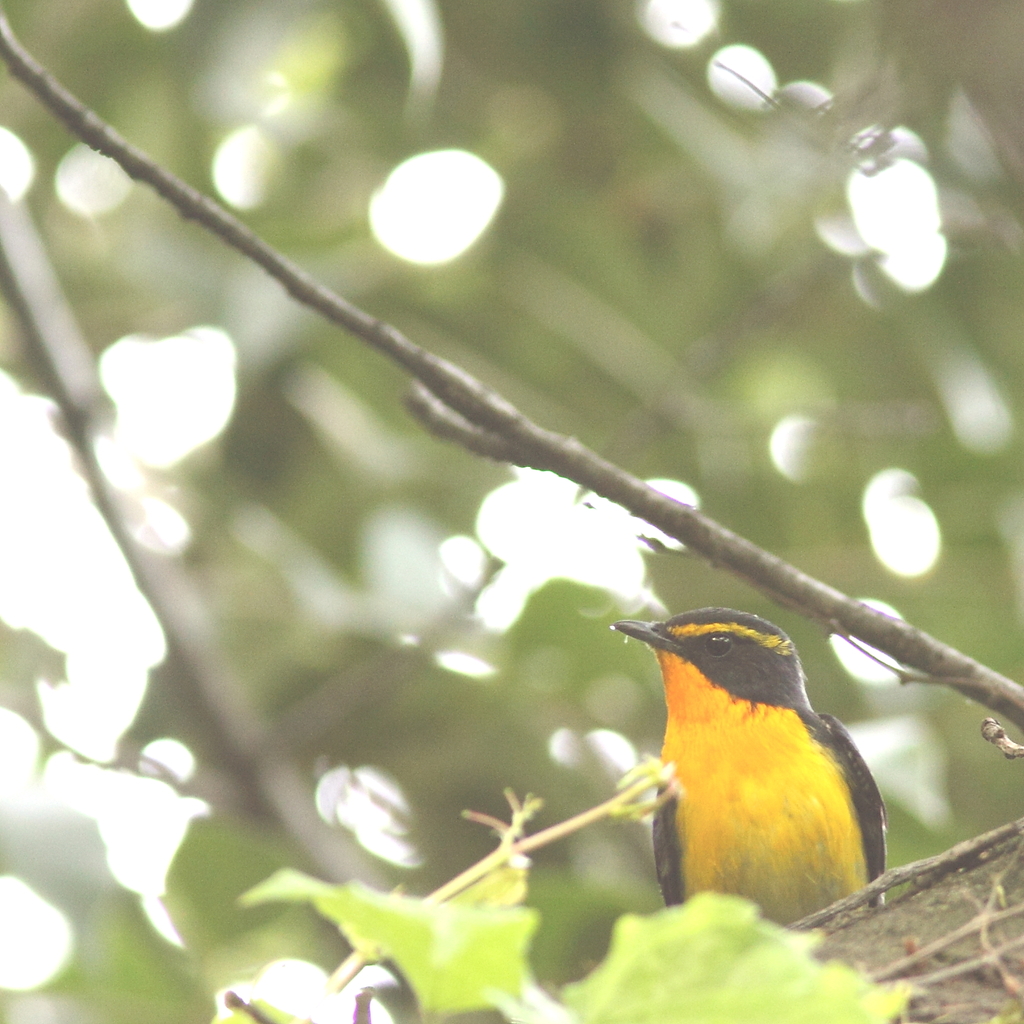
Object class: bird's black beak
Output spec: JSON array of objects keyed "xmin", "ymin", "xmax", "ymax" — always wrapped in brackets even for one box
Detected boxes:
[{"xmin": 612, "ymin": 619, "xmax": 677, "ymax": 654}]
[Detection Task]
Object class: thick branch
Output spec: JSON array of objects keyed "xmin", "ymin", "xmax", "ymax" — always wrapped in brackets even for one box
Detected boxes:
[{"xmin": 2, "ymin": 7, "xmax": 1024, "ymax": 730}]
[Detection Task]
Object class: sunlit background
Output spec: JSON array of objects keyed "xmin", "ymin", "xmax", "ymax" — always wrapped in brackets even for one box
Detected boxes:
[{"xmin": 0, "ymin": 0, "xmax": 1023, "ymax": 1017}]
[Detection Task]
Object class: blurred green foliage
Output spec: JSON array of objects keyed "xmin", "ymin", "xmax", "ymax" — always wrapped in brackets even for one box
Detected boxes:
[{"xmin": 2, "ymin": 0, "xmax": 1024, "ymax": 1020}]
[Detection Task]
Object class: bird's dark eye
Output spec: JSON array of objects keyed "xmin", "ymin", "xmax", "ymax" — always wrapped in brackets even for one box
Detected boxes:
[{"xmin": 705, "ymin": 633, "xmax": 733, "ymax": 657}]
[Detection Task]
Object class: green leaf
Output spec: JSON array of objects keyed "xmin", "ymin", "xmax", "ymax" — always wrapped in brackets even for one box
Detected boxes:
[
  {"xmin": 240, "ymin": 867, "xmax": 339, "ymax": 907},
  {"xmin": 561, "ymin": 893, "xmax": 907, "ymax": 1024},
  {"xmin": 450, "ymin": 861, "xmax": 530, "ymax": 907},
  {"xmin": 243, "ymin": 874, "xmax": 539, "ymax": 1013}
]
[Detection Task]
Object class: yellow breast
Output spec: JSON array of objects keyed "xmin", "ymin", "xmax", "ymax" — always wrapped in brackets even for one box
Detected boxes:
[{"xmin": 657, "ymin": 651, "xmax": 867, "ymax": 924}]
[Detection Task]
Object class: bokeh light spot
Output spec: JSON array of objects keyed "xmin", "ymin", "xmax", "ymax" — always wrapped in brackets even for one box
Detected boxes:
[
  {"xmin": 99, "ymin": 326, "xmax": 237, "ymax": 468},
  {"xmin": 0, "ymin": 877, "xmax": 72, "ymax": 990},
  {"xmin": 315, "ymin": 967, "xmax": 398, "ymax": 1024},
  {"xmin": 434, "ymin": 650, "xmax": 497, "ymax": 678},
  {"xmin": 141, "ymin": 737, "xmax": 196, "ymax": 783},
  {"xmin": 707, "ymin": 44, "xmax": 777, "ymax": 110},
  {"xmin": 43, "ymin": 753, "xmax": 208, "ymax": 896},
  {"xmin": 0, "ymin": 127, "xmax": 35, "ymax": 202},
  {"xmin": 212, "ymin": 126, "xmax": 277, "ymax": 210},
  {"xmin": 862, "ymin": 469, "xmax": 941, "ymax": 577},
  {"xmin": 439, "ymin": 534, "xmax": 488, "ymax": 591},
  {"xmin": 829, "ymin": 599, "xmax": 903, "ymax": 686},
  {"xmin": 474, "ymin": 471, "xmax": 646, "ymax": 631},
  {"xmin": 55, "ymin": 144, "xmax": 132, "ymax": 217},
  {"xmin": 473, "ymin": 473, "xmax": 692, "ymax": 630},
  {"xmin": 315, "ymin": 765, "xmax": 421, "ymax": 867},
  {"xmin": 252, "ymin": 960, "xmax": 327, "ymax": 1019},
  {"xmin": 0, "ymin": 710, "xmax": 39, "ymax": 797},
  {"xmin": 125, "ymin": 0, "xmax": 193, "ymax": 31},
  {"xmin": 136, "ymin": 496, "xmax": 192, "ymax": 554},
  {"xmin": 769, "ymin": 415, "xmax": 817, "ymax": 482},
  {"xmin": 932, "ymin": 347, "xmax": 1013, "ymax": 455},
  {"xmin": 369, "ymin": 149, "xmax": 504, "ymax": 265},
  {"xmin": 141, "ymin": 895, "xmax": 185, "ymax": 946},
  {"xmin": 585, "ymin": 729, "xmax": 639, "ymax": 776},
  {"xmin": 847, "ymin": 158, "xmax": 946, "ymax": 292},
  {"xmin": 0, "ymin": 371, "xmax": 165, "ymax": 762},
  {"xmin": 639, "ymin": 0, "xmax": 719, "ymax": 49},
  {"xmin": 848, "ymin": 715, "xmax": 950, "ymax": 828}
]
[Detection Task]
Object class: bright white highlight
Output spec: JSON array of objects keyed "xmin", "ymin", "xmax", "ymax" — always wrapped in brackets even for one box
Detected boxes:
[
  {"xmin": 815, "ymin": 213, "xmax": 872, "ymax": 257},
  {"xmin": 434, "ymin": 650, "xmax": 497, "ymax": 678},
  {"xmin": 0, "ymin": 372, "xmax": 165, "ymax": 762},
  {"xmin": 317, "ymin": 966, "xmax": 399, "ymax": 1024},
  {"xmin": 212, "ymin": 126, "xmax": 277, "ymax": 210},
  {"xmin": 141, "ymin": 895, "xmax": 185, "ymax": 946},
  {"xmin": 932, "ymin": 347, "xmax": 1012, "ymax": 455},
  {"xmin": 474, "ymin": 470, "xmax": 694, "ymax": 631},
  {"xmin": 848, "ymin": 715, "xmax": 950, "ymax": 828},
  {"xmin": 548, "ymin": 727, "xmax": 581, "ymax": 768},
  {"xmin": 380, "ymin": 0, "xmax": 444, "ymax": 104},
  {"xmin": 0, "ymin": 127, "xmax": 35, "ymax": 202},
  {"xmin": 862, "ymin": 469, "xmax": 941, "ymax": 577},
  {"xmin": 253, "ymin": 960, "xmax": 327, "ymax": 1018},
  {"xmin": 829, "ymin": 599, "xmax": 903, "ymax": 686},
  {"xmin": 439, "ymin": 534, "xmax": 488, "ymax": 590},
  {"xmin": 369, "ymin": 149, "xmax": 504, "ymax": 265},
  {"xmin": 142, "ymin": 737, "xmax": 196, "ymax": 783},
  {"xmin": 0, "ymin": 710, "xmax": 39, "ymax": 797},
  {"xmin": 244, "ymin": 963, "xmax": 398, "ymax": 1024},
  {"xmin": 637, "ymin": 478, "xmax": 700, "ymax": 551},
  {"xmin": 44, "ymin": 753, "xmax": 208, "ymax": 896},
  {"xmin": 847, "ymin": 159, "xmax": 946, "ymax": 292},
  {"xmin": 769, "ymin": 415, "xmax": 817, "ymax": 482},
  {"xmin": 585, "ymin": 729, "xmax": 639, "ymax": 776},
  {"xmin": 547, "ymin": 728, "xmax": 638, "ymax": 778},
  {"xmin": 0, "ymin": 877, "xmax": 72, "ymax": 990},
  {"xmin": 55, "ymin": 144, "xmax": 132, "ymax": 217},
  {"xmin": 639, "ymin": 0, "xmax": 719, "ymax": 48},
  {"xmin": 125, "ymin": 0, "xmax": 193, "ymax": 30},
  {"xmin": 707, "ymin": 45, "xmax": 777, "ymax": 110},
  {"xmin": 137, "ymin": 495, "xmax": 192, "ymax": 554},
  {"xmin": 315, "ymin": 765, "xmax": 421, "ymax": 868},
  {"xmin": 99, "ymin": 327, "xmax": 237, "ymax": 468}
]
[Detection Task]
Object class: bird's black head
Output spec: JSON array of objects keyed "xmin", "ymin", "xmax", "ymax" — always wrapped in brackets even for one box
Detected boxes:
[{"xmin": 612, "ymin": 607, "xmax": 812, "ymax": 712}]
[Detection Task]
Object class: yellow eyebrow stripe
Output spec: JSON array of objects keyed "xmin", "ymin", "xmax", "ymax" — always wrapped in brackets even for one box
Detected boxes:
[{"xmin": 667, "ymin": 621, "xmax": 794, "ymax": 654}]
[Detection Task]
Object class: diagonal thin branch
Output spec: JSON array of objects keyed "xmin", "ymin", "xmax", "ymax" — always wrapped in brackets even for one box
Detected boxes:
[{"xmin": 2, "ymin": 6, "xmax": 1024, "ymax": 730}]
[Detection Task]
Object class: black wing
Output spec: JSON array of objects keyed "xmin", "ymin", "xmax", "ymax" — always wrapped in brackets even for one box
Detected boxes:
[
  {"xmin": 811, "ymin": 713, "xmax": 887, "ymax": 885},
  {"xmin": 652, "ymin": 787, "xmax": 684, "ymax": 906}
]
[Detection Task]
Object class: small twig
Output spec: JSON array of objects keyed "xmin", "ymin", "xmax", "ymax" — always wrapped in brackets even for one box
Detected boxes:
[
  {"xmin": 982, "ymin": 718, "xmax": 1024, "ymax": 759},
  {"xmin": 871, "ymin": 900, "xmax": 1024, "ymax": 982},
  {"xmin": 404, "ymin": 383, "xmax": 522, "ymax": 464},
  {"xmin": 427, "ymin": 763, "xmax": 671, "ymax": 906},
  {"xmin": 314, "ymin": 762, "xmax": 673, "ymax": 1010},
  {"xmin": 794, "ymin": 816, "xmax": 1024, "ymax": 930},
  {"xmin": 909, "ymin": 931, "xmax": 1024, "ymax": 989},
  {"xmin": 353, "ymin": 988, "xmax": 375, "ymax": 1024}
]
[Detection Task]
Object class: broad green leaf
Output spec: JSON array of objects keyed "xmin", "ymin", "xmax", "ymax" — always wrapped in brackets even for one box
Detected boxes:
[
  {"xmin": 243, "ymin": 874, "xmax": 539, "ymax": 1013},
  {"xmin": 561, "ymin": 893, "xmax": 907, "ymax": 1024},
  {"xmin": 241, "ymin": 868, "xmax": 339, "ymax": 907}
]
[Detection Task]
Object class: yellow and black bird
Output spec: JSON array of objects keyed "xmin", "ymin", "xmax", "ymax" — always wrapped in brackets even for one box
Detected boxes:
[{"xmin": 613, "ymin": 608, "xmax": 886, "ymax": 925}]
